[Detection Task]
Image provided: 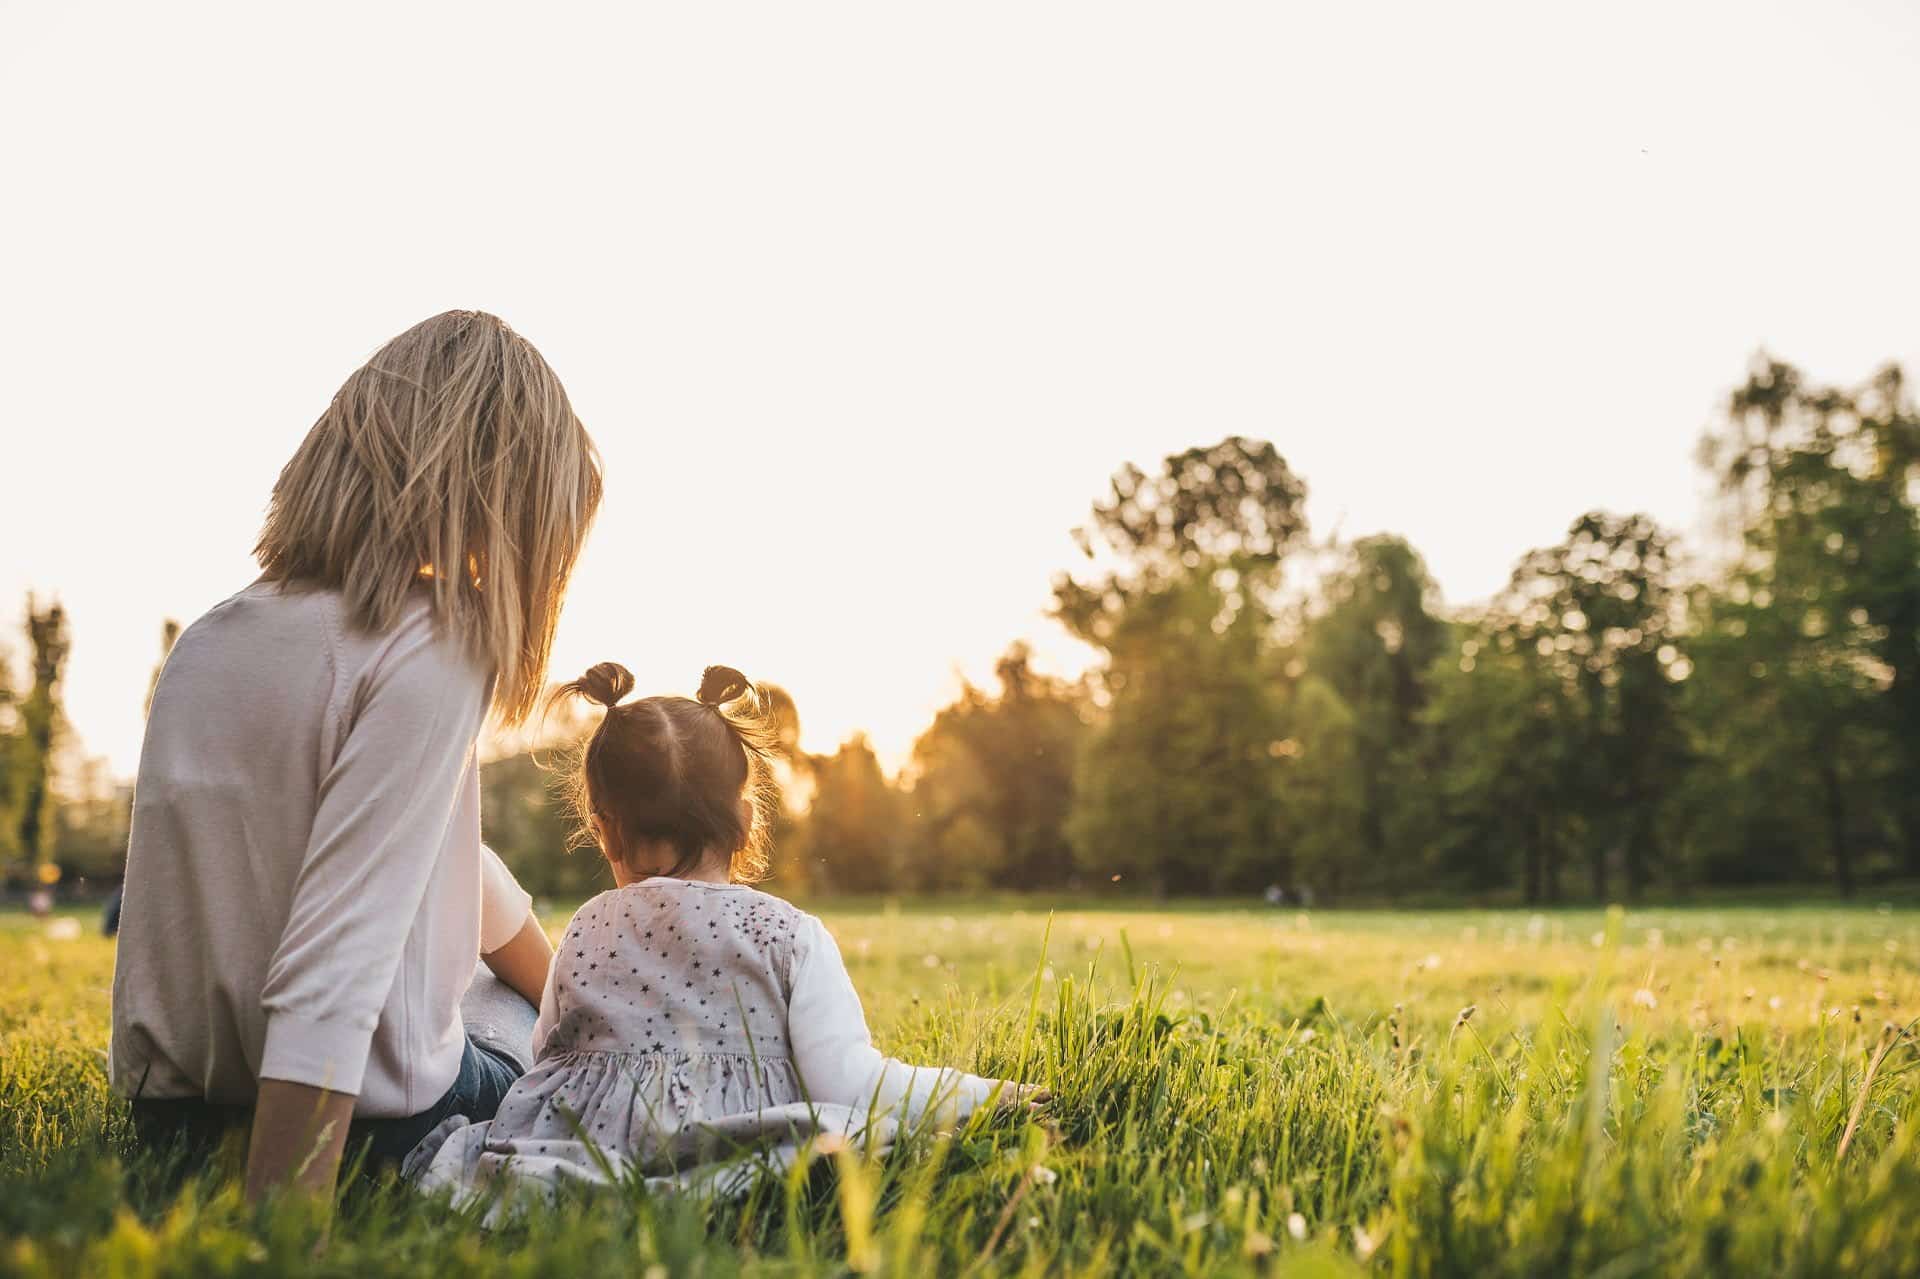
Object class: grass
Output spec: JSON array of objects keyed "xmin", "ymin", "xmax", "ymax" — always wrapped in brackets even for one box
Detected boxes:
[{"xmin": 7, "ymin": 897, "xmax": 1920, "ymax": 1275}]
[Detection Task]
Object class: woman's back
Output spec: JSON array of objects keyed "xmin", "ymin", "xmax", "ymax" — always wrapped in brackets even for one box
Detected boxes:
[{"xmin": 111, "ymin": 581, "xmax": 501, "ymax": 1117}]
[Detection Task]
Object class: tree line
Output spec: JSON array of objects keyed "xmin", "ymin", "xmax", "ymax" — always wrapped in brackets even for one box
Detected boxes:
[
  {"xmin": 5, "ymin": 352, "xmax": 1915, "ymax": 904},
  {"xmin": 749, "ymin": 353, "xmax": 1917, "ymax": 903}
]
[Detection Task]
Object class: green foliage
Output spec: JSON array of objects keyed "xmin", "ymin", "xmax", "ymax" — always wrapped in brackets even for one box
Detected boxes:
[
  {"xmin": 11, "ymin": 900, "xmax": 1920, "ymax": 1275},
  {"xmin": 904, "ymin": 645, "xmax": 1088, "ymax": 892},
  {"xmin": 790, "ymin": 736, "xmax": 907, "ymax": 894},
  {"xmin": 1286, "ymin": 537, "xmax": 1449, "ymax": 898},
  {"xmin": 1055, "ymin": 439, "xmax": 1308, "ymax": 895},
  {"xmin": 1688, "ymin": 359, "xmax": 1920, "ymax": 891},
  {"xmin": 13, "ymin": 598, "xmax": 69, "ymax": 868},
  {"xmin": 1419, "ymin": 629, "xmax": 1576, "ymax": 900},
  {"xmin": 1068, "ymin": 572, "xmax": 1288, "ymax": 895},
  {"xmin": 480, "ymin": 749, "xmax": 607, "ymax": 900},
  {"xmin": 1493, "ymin": 511, "xmax": 1688, "ymax": 900}
]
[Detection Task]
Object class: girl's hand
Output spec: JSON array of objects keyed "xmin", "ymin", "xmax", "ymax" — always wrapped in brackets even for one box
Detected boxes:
[{"xmin": 997, "ymin": 1082, "xmax": 1053, "ymax": 1113}]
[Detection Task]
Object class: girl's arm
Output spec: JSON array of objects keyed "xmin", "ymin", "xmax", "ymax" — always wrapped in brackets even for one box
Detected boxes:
[
  {"xmin": 529, "ymin": 924, "xmax": 567, "ymax": 1060},
  {"xmin": 787, "ymin": 916, "xmax": 1043, "ymax": 1125}
]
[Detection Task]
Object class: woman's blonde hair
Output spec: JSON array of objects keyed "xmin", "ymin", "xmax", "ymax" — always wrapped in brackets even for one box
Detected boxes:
[{"xmin": 256, "ymin": 310, "xmax": 602, "ymax": 724}]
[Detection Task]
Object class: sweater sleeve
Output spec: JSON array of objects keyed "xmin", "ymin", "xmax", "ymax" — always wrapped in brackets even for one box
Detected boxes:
[
  {"xmin": 530, "ymin": 918, "xmax": 570, "ymax": 1061},
  {"xmin": 258, "ymin": 617, "xmax": 489, "ymax": 1096},
  {"xmin": 478, "ymin": 843, "xmax": 535, "ymax": 954},
  {"xmin": 787, "ymin": 914, "xmax": 1001, "ymax": 1125}
]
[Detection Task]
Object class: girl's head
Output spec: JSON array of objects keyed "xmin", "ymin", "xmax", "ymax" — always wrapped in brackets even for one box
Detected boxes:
[
  {"xmin": 556, "ymin": 662, "xmax": 780, "ymax": 883},
  {"xmin": 256, "ymin": 310, "xmax": 602, "ymax": 725}
]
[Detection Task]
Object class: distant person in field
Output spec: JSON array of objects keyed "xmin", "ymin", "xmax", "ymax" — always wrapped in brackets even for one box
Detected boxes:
[
  {"xmin": 406, "ymin": 662, "xmax": 1049, "ymax": 1203},
  {"xmin": 110, "ymin": 311, "xmax": 602, "ymax": 1202}
]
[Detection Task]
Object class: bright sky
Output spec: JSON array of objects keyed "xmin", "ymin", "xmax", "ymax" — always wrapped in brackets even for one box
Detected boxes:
[{"xmin": 4, "ymin": 1, "xmax": 1918, "ymax": 780}]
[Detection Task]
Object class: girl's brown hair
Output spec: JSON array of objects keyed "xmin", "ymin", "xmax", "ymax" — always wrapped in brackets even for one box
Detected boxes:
[
  {"xmin": 554, "ymin": 662, "xmax": 781, "ymax": 882},
  {"xmin": 256, "ymin": 310, "xmax": 602, "ymax": 725}
]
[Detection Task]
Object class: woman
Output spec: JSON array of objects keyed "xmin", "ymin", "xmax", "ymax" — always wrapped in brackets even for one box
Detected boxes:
[{"xmin": 110, "ymin": 311, "xmax": 602, "ymax": 1200}]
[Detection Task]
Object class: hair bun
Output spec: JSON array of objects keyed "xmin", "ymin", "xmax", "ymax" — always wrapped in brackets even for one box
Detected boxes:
[
  {"xmin": 697, "ymin": 665, "xmax": 751, "ymax": 707},
  {"xmin": 575, "ymin": 661, "xmax": 635, "ymax": 708}
]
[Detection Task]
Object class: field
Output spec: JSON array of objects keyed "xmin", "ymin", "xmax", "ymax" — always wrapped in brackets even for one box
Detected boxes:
[{"xmin": 7, "ymin": 897, "xmax": 1920, "ymax": 1276}]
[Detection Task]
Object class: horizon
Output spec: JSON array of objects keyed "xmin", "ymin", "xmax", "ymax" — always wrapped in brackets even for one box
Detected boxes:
[{"xmin": 4, "ymin": 1, "xmax": 1918, "ymax": 781}]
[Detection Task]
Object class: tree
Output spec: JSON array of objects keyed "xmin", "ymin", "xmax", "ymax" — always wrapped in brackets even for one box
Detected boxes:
[
  {"xmin": 14, "ymin": 597, "xmax": 70, "ymax": 866},
  {"xmin": 1496, "ymin": 513, "xmax": 1687, "ymax": 900},
  {"xmin": 0, "ymin": 639, "xmax": 22, "ymax": 868},
  {"xmin": 904, "ymin": 644, "xmax": 1087, "ymax": 892},
  {"xmin": 790, "ymin": 736, "xmax": 906, "ymax": 894},
  {"xmin": 1293, "ymin": 535, "xmax": 1448, "ymax": 894},
  {"xmin": 1419, "ymin": 621, "xmax": 1580, "ymax": 902},
  {"xmin": 1277, "ymin": 674, "xmax": 1367, "ymax": 900},
  {"xmin": 1054, "ymin": 439, "xmax": 1307, "ymax": 895},
  {"xmin": 1688, "ymin": 357, "xmax": 1920, "ymax": 891},
  {"xmin": 1054, "ymin": 437, "xmax": 1308, "ymax": 647},
  {"xmin": 145, "ymin": 619, "xmax": 181, "ymax": 716}
]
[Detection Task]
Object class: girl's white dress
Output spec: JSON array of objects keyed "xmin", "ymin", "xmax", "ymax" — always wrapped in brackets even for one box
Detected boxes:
[{"xmin": 406, "ymin": 879, "xmax": 1001, "ymax": 1201}]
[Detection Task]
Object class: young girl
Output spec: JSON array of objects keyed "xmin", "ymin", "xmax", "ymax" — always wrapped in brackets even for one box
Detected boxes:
[{"xmin": 408, "ymin": 662, "xmax": 1045, "ymax": 1200}]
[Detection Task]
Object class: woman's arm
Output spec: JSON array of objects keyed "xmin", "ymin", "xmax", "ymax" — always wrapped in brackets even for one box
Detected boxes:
[
  {"xmin": 478, "ymin": 845, "xmax": 547, "ymax": 1007},
  {"xmin": 249, "ymin": 621, "xmax": 489, "ymax": 1201},
  {"xmin": 483, "ymin": 914, "xmax": 553, "ymax": 1009},
  {"xmin": 787, "ymin": 916, "xmax": 1046, "ymax": 1125},
  {"xmin": 245, "ymin": 1080, "xmax": 356, "ymax": 1202}
]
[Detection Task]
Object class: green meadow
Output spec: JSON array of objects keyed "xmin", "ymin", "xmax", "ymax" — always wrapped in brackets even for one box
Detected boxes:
[{"xmin": 7, "ymin": 898, "xmax": 1920, "ymax": 1276}]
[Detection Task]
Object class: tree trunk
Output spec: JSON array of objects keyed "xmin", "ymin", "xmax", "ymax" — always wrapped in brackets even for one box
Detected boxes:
[
  {"xmin": 1823, "ymin": 756, "xmax": 1854, "ymax": 898},
  {"xmin": 1541, "ymin": 814, "xmax": 1563, "ymax": 903},
  {"xmin": 1625, "ymin": 806, "xmax": 1650, "ymax": 903}
]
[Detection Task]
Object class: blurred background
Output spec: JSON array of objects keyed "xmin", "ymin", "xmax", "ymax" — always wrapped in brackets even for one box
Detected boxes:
[{"xmin": 3, "ymin": 2, "xmax": 1918, "ymax": 906}]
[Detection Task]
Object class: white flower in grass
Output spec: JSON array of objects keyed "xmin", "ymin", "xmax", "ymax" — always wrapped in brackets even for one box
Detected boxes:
[
  {"xmin": 1030, "ymin": 1164, "xmax": 1057, "ymax": 1186},
  {"xmin": 1632, "ymin": 988, "xmax": 1658, "ymax": 1009},
  {"xmin": 1286, "ymin": 1212, "xmax": 1308, "ymax": 1241},
  {"xmin": 1354, "ymin": 1224, "xmax": 1381, "ymax": 1261},
  {"xmin": 1768, "ymin": 995, "xmax": 1783, "ymax": 1011}
]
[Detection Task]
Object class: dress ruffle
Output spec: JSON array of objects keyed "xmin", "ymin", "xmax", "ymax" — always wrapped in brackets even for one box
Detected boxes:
[{"xmin": 408, "ymin": 1048, "xmax": 897, "ymax": 1208}]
